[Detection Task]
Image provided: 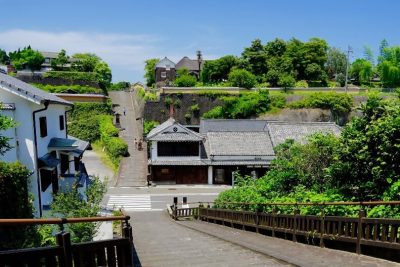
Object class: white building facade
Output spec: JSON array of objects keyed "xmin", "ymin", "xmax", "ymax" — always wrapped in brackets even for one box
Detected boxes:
[{"xmin": 0, "ymin": 73, "xmax": 89, "ymax": 217}]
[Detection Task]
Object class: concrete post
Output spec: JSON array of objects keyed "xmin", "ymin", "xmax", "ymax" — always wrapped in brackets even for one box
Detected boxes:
[{"xmin": 207, "ymin": 166, "xmax": 213, "ymax": 185}]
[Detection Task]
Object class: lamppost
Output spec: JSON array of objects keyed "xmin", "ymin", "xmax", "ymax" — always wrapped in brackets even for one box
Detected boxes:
[{"xmin": 344, "ymin": 46, "xmax": 353, "ymax": 93}]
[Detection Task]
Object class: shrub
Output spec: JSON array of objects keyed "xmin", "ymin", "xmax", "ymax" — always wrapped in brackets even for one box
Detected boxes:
[
  {"xmin": 190, "ymin": 104, "xmax": 200, "ymax": 113},
  {"xmin": 277, "ymin": 74, "xmax": 296, "ymax": 89},
  {"xmin": 105, "ymin": 137, "xmax": 128, "ymax": 159},
  {"xmin": 0, "ymin": 162, "xmax": 39, "ymax": 249},
  {"xmin": 295, "ymin": 80, "xmax": 309, "ymax": 88},
  {"xmin": 269, "ymin": 93, "xmax": 286, "ymax": 108},
  {"xmin": 98, "ymin": 115, "xmax": 119, "ymax": 142},
  {"xmin": 228, "ymin": 69, "xmax": 257, "ymax": 89},
  {"xmin": 202, "ymin": 106, "xmax": 224, "ymax": 119},
  {"xmin": 174, "ymin": 74, "xmax": 196, "ymax": 87},
  {"xmin": 144, "ymin": 120, "xmax": 160, "ymax": 135},
  {"xmin": 289, "ymin": 92, "xmax": 353, "ymax": 117},
  {"xmin": 164, "ymin": 96, "xmax": 173, "ymax": 108},
  {"xmin": 68, "ymin": 117, "xmax": 100, "ymax": 143},
  {"xmin": 109, "ymin": 81, "xmax": 130, "ymax": 91},
  {"xmin": 185, "ymin": 113, "xmax": 192, "ymax": 122},
  {"xmin": 173, "ymin": 99, "xmax": 181, "ymax": 108}
]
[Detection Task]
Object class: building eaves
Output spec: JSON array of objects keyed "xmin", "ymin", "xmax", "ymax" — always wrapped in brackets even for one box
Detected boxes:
[{"xmin": 0, "ymin": 73, "xmax": 73, "ymax": 106}]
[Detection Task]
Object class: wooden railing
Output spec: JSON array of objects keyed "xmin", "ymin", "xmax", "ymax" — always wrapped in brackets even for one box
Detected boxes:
[
  {"xmin": 197, "ymin": 202, "xmax": 400, "ymax": 255},
  {"xmin": 171, "ymin": 200, "xmax": 400, "ymax": 257},
  {"xmin": 0, "ymin": 215, "xmax": 133, "ymax": 267}
]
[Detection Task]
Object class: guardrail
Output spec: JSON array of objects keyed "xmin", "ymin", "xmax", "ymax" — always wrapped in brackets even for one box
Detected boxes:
[
  {"xmin": 171, "ymin": 200, "xmax": 400, "ymax": 258},
  {"xmin": 0, "ymin": 215, "xmax": 133, "ymax": 267}
]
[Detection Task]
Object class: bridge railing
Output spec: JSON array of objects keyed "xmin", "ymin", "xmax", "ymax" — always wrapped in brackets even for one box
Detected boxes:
[
  {"xmin": 171, "ymin": 200, "xmax": 400, "ymax": 256},
  {"xmin": 0, "ymin": 215, "xmax": 133, "ymax": 267}
]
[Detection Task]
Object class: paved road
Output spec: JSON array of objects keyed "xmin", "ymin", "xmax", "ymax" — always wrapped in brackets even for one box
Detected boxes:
[
  {"xmin": 104, "ymin": 185, "xmax": 230, "ymax": 211},
  {"xmin": 130, "ymin": 211, "xmax": 291, "ymax": 267},
  {"xmin": 109, "ymin": 91, "xmax": 147, "ymax": 187}
]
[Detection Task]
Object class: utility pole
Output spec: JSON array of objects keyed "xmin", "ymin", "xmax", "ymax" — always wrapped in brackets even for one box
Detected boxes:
[{"xmin": 344, "ymin": 46, "xmax": 353, "ymax": 93}]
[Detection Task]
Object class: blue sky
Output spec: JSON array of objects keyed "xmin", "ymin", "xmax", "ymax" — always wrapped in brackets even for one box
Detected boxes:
[{"xmin": 0, "ymin": 0, "xmax": 399, "ymax": 82}]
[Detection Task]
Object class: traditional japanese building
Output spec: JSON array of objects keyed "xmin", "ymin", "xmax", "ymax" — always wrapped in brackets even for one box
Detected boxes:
[{"xmin": 146, "ymin": 118, "xmax": 342, "ymax": 185}]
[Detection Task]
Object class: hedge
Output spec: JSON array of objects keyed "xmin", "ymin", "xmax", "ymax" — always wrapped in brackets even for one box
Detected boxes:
[
  {"xmin": 105, "ymin": 137, "xmax": 128, "ymax": 160},
  {"xmin": 32, "ymin": 83, "xmax": 102, "ymax": 94},
  {"xmin": 43, "ymin": 71, "xmax": 99, "ymax": 82}
]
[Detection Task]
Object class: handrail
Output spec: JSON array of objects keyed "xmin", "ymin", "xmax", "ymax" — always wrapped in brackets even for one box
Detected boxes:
[
  {"xmin": 0, "ymin": 215, "xmax": 130, "ymax": 226},
  {"xmin": 193, "ymin": 200, "xmax": 400, "ymax": 207}
]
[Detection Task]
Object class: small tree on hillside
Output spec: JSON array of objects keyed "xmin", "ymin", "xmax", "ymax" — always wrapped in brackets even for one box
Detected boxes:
[
  {"xmin": 228, "ymin": 69, "xmax": 257, "ymax": 89},
  {"xmin": 51, "ymin": 49, "xmax": 69, "ymax": 70}
]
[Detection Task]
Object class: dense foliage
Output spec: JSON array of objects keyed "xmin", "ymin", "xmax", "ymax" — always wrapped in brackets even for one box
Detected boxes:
[
  {"xmin": 227, "ymin": 69, "xmax": 257, "ymax": 89},
  {"xmin": 174, "ymin": 68, "xmax": 197, "ymax": 87},
  {"xmin": 289, "ymin": 92, "xmax": 353, "ymax": 119},
  {"xmin": 215, "ymin": 96, "xmax": 400, "ymax": 217},
  {"xmin": 68, "ymin": 102, "xmax": 127, "ymax": 165},
  {"xmin": 109, "ymin": 81, "xmax": 130, "ymax": 91},
  {"xmin": 40, "ymin": 176, "xmax": 107, "ymax": 244},
  {"xmin": 201, "ymin": 55, "xmax": 240, "ymax": 84},
  {"xmin": 203, "ymin": 90, "xmax": 270, "ymax": 119},
  {"xmin": 9, "ymin": 46, "xmax": 44, "ymax": 71},
  {"xmin": 144, "ymin": 58, "xmax": 159, "ymax": 87},
  {"xmin": 144, "ymin": 120, "xmax": 160, "ymax": 135},
  {"xmin": 0, "ymin": 161, "xmax": 39, "ymax": 249}
]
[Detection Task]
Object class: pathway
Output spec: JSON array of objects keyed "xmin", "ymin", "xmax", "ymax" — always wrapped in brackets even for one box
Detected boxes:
[
  {"xmin": 109, "ymin": 91, "xmax": 147, "ymax": 187},
  {"xmin": 129, "ymin": 211, "xmax": 290, "ymax": 267}
]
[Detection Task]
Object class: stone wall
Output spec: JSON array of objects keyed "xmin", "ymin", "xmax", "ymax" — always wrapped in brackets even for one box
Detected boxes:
[{"xmin": 143, "ymin": 93, "xmax": 223, "ymax": 125}]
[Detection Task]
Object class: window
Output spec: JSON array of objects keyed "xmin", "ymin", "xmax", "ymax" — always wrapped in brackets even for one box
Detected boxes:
[
  {"xmin": 158, "ymin": 142, "xmax": 199, "ymax": 157},
  {"xmin": 59, "ymin": 115, "xmax": 65, "ymax": 130},
  {"xmin": 161, "ymin": 71, "xmax": 167, "ymax": 78},
  {"xmin": 60, "ymin": 154, "xmax": 69, "ymax": 174},
  {"xmin": 39, "ymin": 117, "xmax": 47, "ymax": 137}
]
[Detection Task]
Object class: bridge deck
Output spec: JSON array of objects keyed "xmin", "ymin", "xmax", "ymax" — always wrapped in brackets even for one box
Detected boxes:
[{"xmin": 130, "ymin": 211, "xmax": 399, "ymax": 267}]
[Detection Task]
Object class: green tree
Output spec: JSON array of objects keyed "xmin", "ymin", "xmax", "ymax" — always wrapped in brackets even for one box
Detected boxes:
[
  {"xmin": 144, "ymin": 58, "xmax": 159, "ymax": 87},
  {"xmin": 72, "ymin": 53, "xmax": 100, "ymax": 72},
  {"xmin": 363, "ymin": 45, "xmax": 375, "ymax": 66},
  {"xmin": 0, "ymin": 49, "xmax": 9, "ymax": 64},
  {"xmin": 51, "ymin": 49, "xmax": 69, "ymax": 70},
  {"xmin": 326, "ymin": 47, "xmax": 347, "ymax": 80},
  {"xmin": 378, "ymin": 45, "xmax": 400, "ymax": 88},
  {"xmin": 10, "ymin": 47, "xmax": 44, "ymax": 71},
  {"xmin": 241, "ymin": 39, "xmax": 268, "ymax": 79},
  {"xmin": 329, "ymin": 96, "xmax": 400, "ymax": 200},
  {"xmin": 351, "ymin": 59, "xmax": 372, "ymax": 85},
  {"xmin": 277, "ymin": 73, "xmax": 296, "ymax": 89},
  {"xmin": 94, "ymin": 61, "xmax": 112, "ymax": 89},
  {"xmin": 228, "ymin": 68, "xmax": 257, "ymax": 89},
  {"xmin": 49, "ymin": 176, "xmax": 106, "ymax": 243},
  {"xmin": 0, "ymin": 107, "xmax": 17, "ymax": 155},
  {"xmin": 201, "ymin": 55, "xmax": 239, "ymax": 84}
]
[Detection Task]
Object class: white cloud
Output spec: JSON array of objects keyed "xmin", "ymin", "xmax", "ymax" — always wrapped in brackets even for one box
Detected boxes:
[
  {"xmin": 0, "ymin": 29, "xmax": 163, "ymax": 75},
  {"xmin": 0, "ymin": 29, "xmax": 224, "ymax": 81}
]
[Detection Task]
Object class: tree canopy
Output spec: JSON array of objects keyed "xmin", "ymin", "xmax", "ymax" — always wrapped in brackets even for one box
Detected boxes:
[
  {"xmin": 144, "ymin": 58, "xmax": 159, "ymax": 87},
  {"xmin": 9, "ymin": 47, "xmax": 44, "ymax": 71}
]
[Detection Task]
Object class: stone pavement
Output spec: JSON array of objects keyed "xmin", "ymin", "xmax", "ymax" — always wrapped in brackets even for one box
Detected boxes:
[
  {"xmin": 129, "ymin": 211, "xmax": 291, "ymax": 267},
  {"xmin": 109, "ymin": 91, "xmax": 147, "ymax": 187},
  {"xmin": 177, "ymin": 219, "xmax": 400, "ymax": 267}
]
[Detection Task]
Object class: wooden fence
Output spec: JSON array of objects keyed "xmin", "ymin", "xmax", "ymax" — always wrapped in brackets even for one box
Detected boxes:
[{"xmin": 0, "ymin": 216, "xmax": 133, "ymax": 267}]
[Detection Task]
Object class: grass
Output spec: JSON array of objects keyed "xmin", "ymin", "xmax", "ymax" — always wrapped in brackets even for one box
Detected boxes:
[{"xmin": 91, "ymin": 140, "xmax": 120, "ymax": 174}]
